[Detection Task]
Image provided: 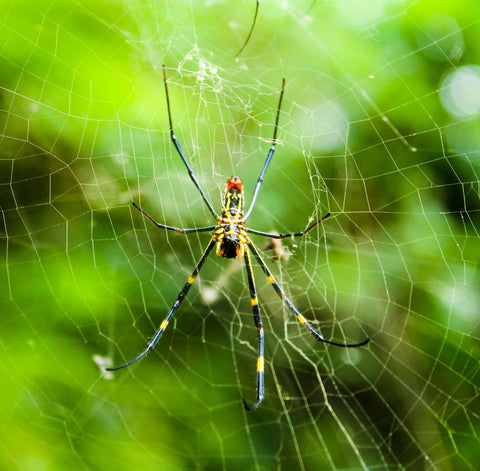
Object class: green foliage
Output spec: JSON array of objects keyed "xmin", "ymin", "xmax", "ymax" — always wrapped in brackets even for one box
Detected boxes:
[{"xmin": 1, "ymin": 0, "xmax": 479, "ymax": 470}]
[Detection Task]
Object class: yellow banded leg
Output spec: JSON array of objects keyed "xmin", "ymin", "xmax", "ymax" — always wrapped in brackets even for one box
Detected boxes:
[
  {"xmin": 248, "ymin": 241, "xmax": 369, "ymax": 349},
  {"xmin": 107, "ymin": 238, "xmax": 217, "ymax": 371},
  {"xmin": 242, "ymin": 247, "xmax": 265, "ymax": 411}
]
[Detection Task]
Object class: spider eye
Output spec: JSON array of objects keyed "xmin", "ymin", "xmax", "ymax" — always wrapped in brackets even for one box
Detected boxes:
[{"xmin": 227, "ymin": 176, "xmax": 243, "ymax": 190}]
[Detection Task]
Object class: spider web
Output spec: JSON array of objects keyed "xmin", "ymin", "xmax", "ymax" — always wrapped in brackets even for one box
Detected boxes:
[{"xmin": 1, "ymin": 0, "xmax": 479, "ymax": 469}]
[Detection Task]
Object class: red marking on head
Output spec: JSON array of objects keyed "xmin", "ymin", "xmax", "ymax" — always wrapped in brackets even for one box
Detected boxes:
[{"xmin": 226, "ymin": 176, "xmax": 243, "ymax": 191}]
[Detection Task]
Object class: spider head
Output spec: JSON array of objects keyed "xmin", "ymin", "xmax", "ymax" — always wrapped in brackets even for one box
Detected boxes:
[{"xmin": 221, "ymin": 176, "xmax": 244, "ymax": 219}]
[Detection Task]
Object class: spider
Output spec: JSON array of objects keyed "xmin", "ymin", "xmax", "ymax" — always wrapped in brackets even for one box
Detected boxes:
[{"xmin": 106, "ymin": 65, "xmax": 370, "ymax": 411}]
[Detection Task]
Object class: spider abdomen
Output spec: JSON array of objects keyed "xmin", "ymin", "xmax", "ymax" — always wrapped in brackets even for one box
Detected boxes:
[
  {"xmin": 215, "ymin": 224, "xmax": 248, "ymax": 258},
  {"xmin": 221, "ymin": 233, "xmax": 241, "ymax": 258}
]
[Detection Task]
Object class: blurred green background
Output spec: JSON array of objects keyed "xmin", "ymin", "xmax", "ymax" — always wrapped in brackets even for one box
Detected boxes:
[{"xmin": 1, "ymin": 0, "xmax": 479, "ymax": 469}]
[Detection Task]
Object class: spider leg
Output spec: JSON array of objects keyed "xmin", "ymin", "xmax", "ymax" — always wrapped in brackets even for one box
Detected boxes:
[
  {"xmin": 162, "ymin": 65, "xmax": 219, "ymax": 220},
  {"xmin": 241, "ymin": 246, "xmax": 265, "ymax": 411},
  {"xmin": 248, "ymin": 241, "xmax": 370, "ymax": 348},
  {"xmin": 244, "ymin": 78, "xmax": 285, "ymax": 221},
  {"xmin": 246, "ymin": 213, "xmax": 331, "ymax": 239},
  {"xmin": 132, "ymin": 202, "xmax": 217, "ymax": 234},
  {"xmin": 106, "ymin": 238, "xmax": 217, "ymax": 371},
  {"xmin": 235, "ymin": 0, "xmax": 260, "ymax": 57}
]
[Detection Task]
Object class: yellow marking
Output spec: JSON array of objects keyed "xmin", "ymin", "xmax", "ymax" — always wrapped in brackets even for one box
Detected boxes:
[
  {"xmin": 225, "ymin": 192, "xmax": 233, "ymax": 214},
  {"xmin": 251, "ymin": 297, "xmax": 258, "ymax": 306},
  {"xmin": 297, "ymin": 314, "xmax": 306, "ymax": 325},
  {"xmin": 187, "ymin": 276, "xmax": 196, "ymax": 284},
  {"xmin": 160, "ymin": 319, "xmax": 169, "ymax": 330},
  {"xmin": 267, "ymin": 275, "xmax": 275, "ymax": 284},
  {"xmin": 216, "ymin": 241, "xmax": 224, "ymax": 257},
  {"xmin": 239, "ymin": 232, "xmax": 249, "ymax": 244},
  {"xmin": 257, "ymin": 355, "xmax": 265, "ymax": 372}
]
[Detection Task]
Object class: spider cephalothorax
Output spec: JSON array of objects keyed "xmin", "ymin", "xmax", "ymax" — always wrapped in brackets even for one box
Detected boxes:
[
  {"xmin": 106, "ymin": 65, "xmax": 369, "ymax": 411},
  {"xmin": 221, "ymin": 176, "xmax": 244, "ymax": 219}
]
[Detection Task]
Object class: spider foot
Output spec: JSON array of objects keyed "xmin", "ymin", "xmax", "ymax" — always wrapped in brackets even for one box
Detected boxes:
[{"xmin": 242, "ymin": 396, "xmax": 264, "ymax": 412}]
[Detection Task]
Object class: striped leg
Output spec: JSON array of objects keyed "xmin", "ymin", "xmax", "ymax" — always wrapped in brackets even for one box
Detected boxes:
[
  {"xmin": 162, "ymin": 65, "xmax": 219, "ymax": 220},
  {"xmin": 132, "ymin": 202, "xmax": 217, "ymax": 234},
  {"xmin": 246, "ymin": 212, "xmax": 331, "ymax": 239},
  {"xmin": 243, "ymin": 77, "xmax": 285, "ymax": 221},
  {"xmin": 248, "ymin": 242, "xmax": 370, "ymax": 348},
  {"xmin": 107, "ymin": 238, "xmax": 217, "ymax": 371},
  {"xmin": 242, "ymin": 246, "xmax": 265, "ymax": 411}
]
